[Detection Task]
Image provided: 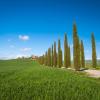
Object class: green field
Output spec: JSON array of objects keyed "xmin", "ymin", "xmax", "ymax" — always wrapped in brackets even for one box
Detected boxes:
[{"xmin": 0, "ymin": 59, "xmax": 100, "ymax": 100}]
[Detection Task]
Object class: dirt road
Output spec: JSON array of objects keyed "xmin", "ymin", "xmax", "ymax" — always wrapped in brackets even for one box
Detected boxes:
[{"xmin": 85, "ymin": 70, "xmax": 100, "ymax": 78}]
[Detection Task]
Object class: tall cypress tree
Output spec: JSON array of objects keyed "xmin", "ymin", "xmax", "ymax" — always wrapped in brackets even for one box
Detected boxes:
[
  {"xmin": 91, "ymin": 33, "xmax": 97, "ymax": 68},
  {"xmin": 49, "ymin": 48, "xmax": 51, "ymax": 66},
  {"xmin": 73, "ymin": 23, "xmax": 77, "ymax": 69},
  {"xmin": 68, "ymin": 46, "xmax": 71, "ymax": 67},
  {"xmin": 58, "ymin": 39, "xmax": 60, "ymax": 67},
  {"xmin": 39, "ymin": 55, "xmax": 44, "ymax": 65},
  {"xmin": 42, "ymin": 55, "xmax": 45, "ymax": 65},
  {"xmin": 60, "ymin": 49, "xmax": 63, "ymax": 67},
  {"xmin": 51, "ymin": 45, "xmax": 54, "ymax": 67},
  {"xmin": 73, "ymin": 23, "xmax": 80, "ymax": 70},
  {"xmin": 80, "ymin": 40, "xmax": 85, "ymax": 68},
  {"xmin": 64, "ymin": 33, "xmax": 68, "ymax": 68},
  {"xmin": 47, "ymin": 49, "xmax": 49, "ymax": 66},
  {"xmin": 77, "ymin": 36, "xmax": 81, "ymax": 68},
  {"xmin": 46, "ymin": 52, "xmax": 48, "ymax": 66},
  {"xmin": 45, "ymin": 52, "xmax": 48, "ymax": 66},
  {"xmin": 54, "ymin": 42, "xmax": 57, "ymax": 67},
  {"xmin": 47, "ymin": 48, "xmax": 51, "ymax": 66},
  {"xmin": 58, "ymin": 39, "xmax": 62, "ymax": 68}
]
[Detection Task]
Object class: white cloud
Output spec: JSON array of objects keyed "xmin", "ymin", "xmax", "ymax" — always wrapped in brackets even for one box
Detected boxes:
[
  {"xmin": 20, "ymin": 48, "xmax": 32, "ymax": 52},
  {"xmin": 19, "ymin": 35, "xmax": 29, "ymax": 41}
]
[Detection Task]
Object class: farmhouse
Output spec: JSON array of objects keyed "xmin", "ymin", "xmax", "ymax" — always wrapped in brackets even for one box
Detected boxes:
[{"xmin": 31, "ymin": 55, "xmax": 38, "ymax": 60}]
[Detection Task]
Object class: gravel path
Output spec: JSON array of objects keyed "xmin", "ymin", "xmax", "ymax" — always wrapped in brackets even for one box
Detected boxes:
[
  {"xmin": 85, "ymin": 70, "xmax": 100, "ymax": 78},
  {"xmin": 61, "ymin": 67, "xmax": 100, "ymax": 78}
]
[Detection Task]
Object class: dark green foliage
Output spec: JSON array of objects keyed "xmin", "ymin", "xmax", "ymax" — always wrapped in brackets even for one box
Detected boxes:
[
  {"xmin": 64, "ymin": 33, "xmax": 69, "ymax": 68},
  {"xmin": 73, "ymin": 23, "xmax": 81, "ymax": 70},
  {"xmin": 54, "ymin": 42, "xmax": 57, "ymax": 67},
  {"xmin": 77, "ymin": 36, "xmax": 81, "ymax": 68},
  {"xmin": 73, "ymin": 23, "xmax": 77, "ymax": 69},
  {"xmin": 57, "ymin": 39, "xmax": 62, "ymax": 68},
  {"xmin": 68, "ymin": 46, "xmax": 71, "ymax": 67},
  {"xmin": 60, "ymin": 49, "xmax": 63, "ymax": 67},
  {"xmin": 45, "ymin": 52, "xmax": 48, "ymax": 66},
  {"xmin": 80, "ymin": 40, "xmax": 85, "ymax": 68},
  {"xmin": 51, "ymin": 45, "xmax": 54, "ymax": 67},
  {"xmin": 38, "ymin": 55, "xmax": 44, "ymax": 65},
  {"xmin": 42, "ymin": 55, "xmax": 45, "ymax": 65},
  {"xmin": 47, "ymin": 48, "xmax": 51, "ymax": 66},
  {"xmin": 91, "ymin": 33, "xmax": 97, "ymax": 68}
]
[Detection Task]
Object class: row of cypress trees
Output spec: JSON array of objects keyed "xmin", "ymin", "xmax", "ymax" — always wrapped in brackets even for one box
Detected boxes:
[{"xmin": 37, "ymin": 23, "xmax": 97, "ymax": 70}]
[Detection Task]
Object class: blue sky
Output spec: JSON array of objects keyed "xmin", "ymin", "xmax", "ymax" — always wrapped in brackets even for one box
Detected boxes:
[{"xmin": 0, "ymin": 0, "xmax": 100, "ymax": 59}]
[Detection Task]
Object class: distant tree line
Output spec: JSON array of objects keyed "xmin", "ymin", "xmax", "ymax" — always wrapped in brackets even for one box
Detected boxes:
[{"xmin": 37, "ymin": 22, "xmax": 97, "ymax": 70}]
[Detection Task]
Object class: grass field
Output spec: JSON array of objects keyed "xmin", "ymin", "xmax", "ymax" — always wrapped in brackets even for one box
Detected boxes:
[{"xmin": 0, "ymin": 59, "xmax": 100, "ymax": 100}]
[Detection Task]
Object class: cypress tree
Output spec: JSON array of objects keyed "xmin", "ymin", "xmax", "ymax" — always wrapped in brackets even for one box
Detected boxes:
[
  {"xmin": 73, "ymin": 23, "xmax": 77, "ymax": 69},
  {"xmin": 37, "ymin": 57, "xmax": 40, "ymax": 64},
  {"xmin": 60, "ymin": 49, "xmax": 63, "ymax": 67},
  {"xmin": 80, "ymin": 40, "xmax": 85, "ymax": 68},
  {"xmin": 64, "ymin": 33, "xmax": 68, "ymax": 68},
  {"xmin": 38, "ymin": 57, "xmax": 41, "ymax": 64},
  {"xmin": 77, "ymin": 36, "xmax": 81, "ymax": 68},
  {"xmin": 46, "ymin": 52, "xmax": 48, "ymax": 66},
  {"xmin": 42, "ymin": 55, "xmax": 44, "ymax": 65},
  {"xmin": 51, "ymin": 45, "xmax": 54, "ymax": 67},
  {"xmin": 47, "ymin": 48, "xmax": 49, "ymax": 66},
  {"xmin": 47, "ymin": 48, "xmax": 51, "ymax": 66},
  {"xmin": 50, "ymin": 48, "xmax": 51, "ymax": 66},
  {"xmin": 45, "ymin": 52, "xmax": 48, "ymax": 66},
  {"xmin": 73, "ymin": 23, "xmax": 80, "ymax": 70},
  {"xmin": 38, "ymin": 57, "xmax": 40, "ymax": 64},
  {"xmin": 68, "ymin": 46, "xmax": 71, "ymax": 67},
  {"xmin": 54, "ymin": 42, "xmax": 57, "ymax": 67},
  {"xmin": 91, "ymin": 33, "xmax": 97, "ymax": 68},
  {"xmin": 58, "ymin": 39, "xmax": 62, "ymax": 68},
  {"xmin": 39, "ymin": 56, "xmax": 44, "ymax": 65}
]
